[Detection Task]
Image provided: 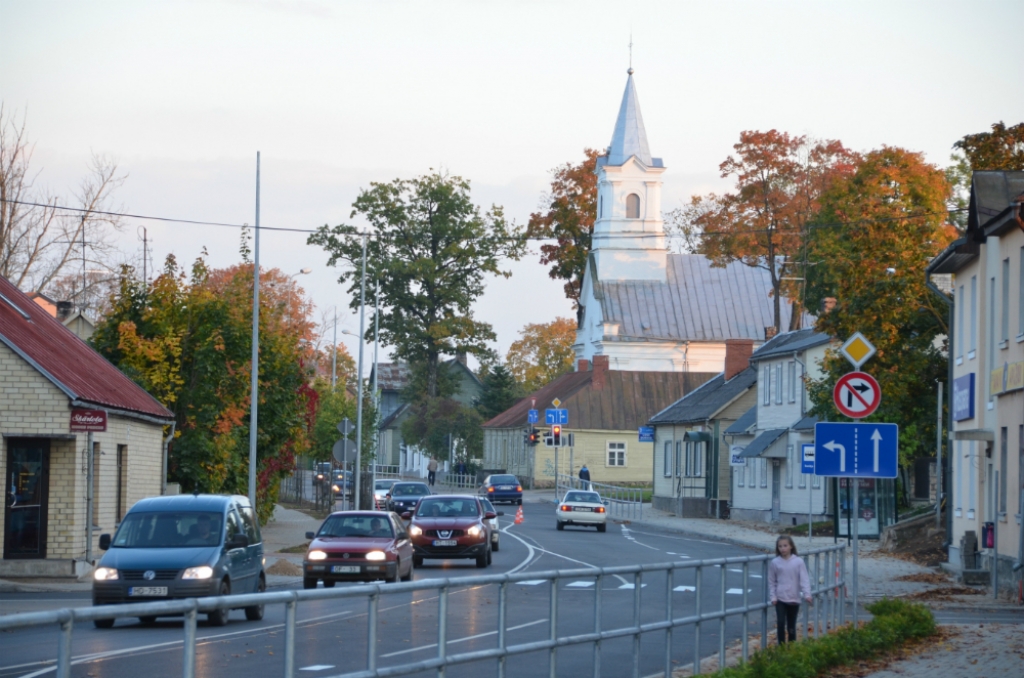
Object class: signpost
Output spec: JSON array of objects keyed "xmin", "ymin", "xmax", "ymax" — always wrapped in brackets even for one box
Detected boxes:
[
  {"xmin": 527, "ymin": 409, "xmax": 538, "ymax": 424},
  {"xmin": 801, "ymin": 444, "xmax": 815, "ymax": 541},
  {"xmin": 638, "ymin": 426, "xmax": 654, "ymax": 443},
  {"xmin": 545, "ymin": 409, "xmax": 568, "ymax": 425},
  {"xmin": 833, "ymin": 371, "xmax": 881, "ymax": 419}
]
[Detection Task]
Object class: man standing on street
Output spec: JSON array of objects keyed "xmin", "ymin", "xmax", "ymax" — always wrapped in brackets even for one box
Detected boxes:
[
  {"xmin": 427, "ymin": 457, "xmax": 438, "ymax": 487},
  {"xmin": 579, "ymin": 464, "xmax": 590, "ymax": 490}
]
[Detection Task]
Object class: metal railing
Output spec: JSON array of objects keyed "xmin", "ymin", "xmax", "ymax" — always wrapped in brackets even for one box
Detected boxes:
[
  {"xmin": 0, "ymin": 546, "xmax": 846, "ymax": 678},
  {"xmin": 556, "ymin": 474, "xmax": 645, "ymax": 521},
  {"xmin": 372, "ymin": 465, "xmax": 401, "ymax": 479},
  {"xmin": 437, "ymin": 472, "xmax": 477, "ymax": 490}
]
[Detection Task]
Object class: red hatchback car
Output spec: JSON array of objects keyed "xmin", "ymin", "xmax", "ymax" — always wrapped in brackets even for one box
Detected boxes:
[
  {"xmin": 302, "ymin": 511, "xmax": 413, "ymax": 588},
  {"xmin": 405, "ymin": 495, "xmax": 495, "ymax": 568}
]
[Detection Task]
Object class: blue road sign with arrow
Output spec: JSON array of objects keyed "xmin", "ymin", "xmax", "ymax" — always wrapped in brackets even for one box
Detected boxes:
[
  {"xmin": 545, "ymin": 409, "xmax": 568, "ymax": 425},
  {"xmin": 814, "ymin": 422, "xmax": 898, "ymax": 478},
  {"xmin": 527, "ymin": 409, "xmax": 538, "ymax": 424}
]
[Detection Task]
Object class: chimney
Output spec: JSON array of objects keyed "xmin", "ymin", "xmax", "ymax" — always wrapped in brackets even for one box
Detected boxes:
[
  {"xmin": 724, "ymin": 339, "xmax": 754, "ymax": 380},
  {"xmin": 592, "ymin": 355, "xmax": 609, "ymax": 390},
  {"xmin": 577, "ymin": 358, "xmax": 589, "ymax": 372},
  {"xmin": 764, "ymin": 326, "xmax": 778, "ymax": 341},
  {"xmin": 455, "ymin": 351, "xmax": 467, "ymax": 366},
  {"xmin": 822, "ymin": 297, "xmax": 837, "ymax": 314},
  {"xmin": 56, "ymin": 301, "xmax": 74, "ymax": 321}
]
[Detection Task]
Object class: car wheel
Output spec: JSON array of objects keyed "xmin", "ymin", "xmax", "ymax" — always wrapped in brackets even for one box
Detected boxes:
[
  {"xmin": 492, "ymin": 537, "xmax": 500, "ymax": 552},
  {"xmin": 94, "ymin": 617, "xmax": 115, "ymax": 629},
  {"xmin": 139, "ymin": 616, "xmax": 157, "ymax": 625},
  {"xmin": 387, "ymin": 560, "xmax": 400, "ymax": 584},
  {"xmin": 556, "ymin": 521, "xmax": 564, "ymax": 531},
  {"xmin": 517, "ymin": 498, "xmax": 523, "ymax": 506},
  {"xmin": 322, "ymin": 580, "xmax": 335, "ymax": 588},
  {"xmin": 413, "ymin": 555, "xmax": 424, "ymax": 568},
  {"xmin": 476, "ymin": 552, "xmax": 488, "ymax": 568},
  {"xmin": 597, "ymin": 523, "xmax": 607, "ymax": 533},
  {"xmin": 245, "ymin": 576, "xmax": 266, "ymax": 621},
  {"xmin": 487, "ymin": 548, "xmax": 492, "ymax": 566},
  {"xmin": 303, "ymin": 577, "xmax": 317, "ymax": 590},
  {"xmin": 206, "ymin": 581, "xmax": 231, "ymax": 627}
]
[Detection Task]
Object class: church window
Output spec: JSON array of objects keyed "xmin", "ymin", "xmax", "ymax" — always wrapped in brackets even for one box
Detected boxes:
[
  {"xmin": 626, "ymin": 193, "xmax": 641, "ymax": 219},
  {"xmin": 599, "ymin": 195, "xmax": 603, "ymax": 218}
]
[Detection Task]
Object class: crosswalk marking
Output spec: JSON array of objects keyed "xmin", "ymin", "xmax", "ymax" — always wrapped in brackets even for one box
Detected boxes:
[
  {"xmin": 726, "ymin": 588, "xmax": 753, "ymax": 594},
  {"xmin": 299, "ymin": 666, "xmax": 335, "ymax": 672},
  {"xmin": 566, "ymin": 581, "xmax": 594, "ymax": 588},
  {"xmin": 728, "ymin": 568, "xmax": 762, "ymax": 578},
  {"xmin": 673, "ymin": 585, "xmax": 696, "ymax": 592},
  {"xmin": 617, "ymin": 583, "xmax": 648, "ymax": 590},
  {"xmin": 516, "ymin": 580, "xmax": 546, "ymax": 586}
]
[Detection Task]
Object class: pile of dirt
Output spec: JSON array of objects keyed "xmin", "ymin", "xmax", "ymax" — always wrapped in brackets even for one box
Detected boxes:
[
  {"xmin": 265, "ymin": 558, "xmax": 303, "ymax": 576},
  {"xmin": 886, "ymin": 522, "xmax": 948, "ymax": 567}
]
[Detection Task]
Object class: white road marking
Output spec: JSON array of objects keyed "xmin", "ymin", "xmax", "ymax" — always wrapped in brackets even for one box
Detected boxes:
[
  {"xmin": 379, "ymin": 618, "xmax": 546, "ymax": 658},
  {"xmin": 617, "ymin": 583, "xmax": 647, "ymax": 590},
  {"xmin": 726, "ymin": 588, "xmax": 753, "ymax": 594},
  {"xmin": 673, "ymin": 586, "xmax": 696, "ymax": 592},
  {"xmin": 516, "ymin": 580, "xmax": 546, "ymax": 586},
  {"xmin": 565, "ymin": 581, "xmax": 594, "ymax": 588},
  {"xmin": 501, "ymin": 526, "xmax": 630, "ymax": 585},
  {"xmin": 299, "ymin": 666, "xmax": 335, "ymax": 672}
]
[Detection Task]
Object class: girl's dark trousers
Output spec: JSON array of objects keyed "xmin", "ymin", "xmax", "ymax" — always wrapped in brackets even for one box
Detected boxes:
[{"xmin": 775, "ymin": 601, "xmax": 800, "ymax": 643}]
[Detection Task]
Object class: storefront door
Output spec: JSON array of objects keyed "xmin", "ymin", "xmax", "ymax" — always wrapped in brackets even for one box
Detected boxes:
[{"xmin": 4, "ymin": 439, "xmax": 50, "ymax": 559}]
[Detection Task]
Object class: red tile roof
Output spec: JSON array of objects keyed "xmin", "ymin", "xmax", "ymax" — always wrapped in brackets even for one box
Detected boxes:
[{"xmin": 0, "ymin": 276, "xmax": 174, "ymax": 421}]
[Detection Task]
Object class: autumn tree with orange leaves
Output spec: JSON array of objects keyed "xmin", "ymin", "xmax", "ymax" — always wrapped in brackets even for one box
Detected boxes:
[
  {"xmin": 527, "ymin": 149, "xmax": 599, "ymax": 325},
  {"xmin": 506, "ymin": 317, "xmax": 577, "ymax": 392},
  {"xmin": 673, "ymin": 131, "xmax": 859, "ymax": 332}
]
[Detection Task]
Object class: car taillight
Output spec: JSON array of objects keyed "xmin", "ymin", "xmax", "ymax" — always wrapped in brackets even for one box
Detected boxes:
[
  {"xmin": 516, "ymin": 486, "xmax": 522, "ymax": 491},
  {"xmin": 595, "ymin": 506, "xmax": 605, "ymax": 513},
  {"xmin": 559, "ymin": 505, "xmax": 572, "ymax": 511}
]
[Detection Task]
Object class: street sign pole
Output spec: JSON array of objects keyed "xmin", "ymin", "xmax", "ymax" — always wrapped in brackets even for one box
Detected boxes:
[{"xmin": 852, "ymin": 481, "xmax": 859, "ymax": 628}]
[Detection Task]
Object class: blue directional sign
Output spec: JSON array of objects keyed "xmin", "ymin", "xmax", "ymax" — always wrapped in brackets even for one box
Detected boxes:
[
  {"xmin": 527, "ymin": 409, "xmax": 538, "ymax": 424},
  {"xmin": 638, "ymin": 426, "xmax": 655, "ymax": 443},
  {"xmin": 801, "ymin": 443, "xmax": 815, "ymax": 474},
  {"xmin": 545, "ymin": 408, "xmax": 568, "ymax": 425},
  {"xmin": 814, "ymin": 422, "xmax": 898, "ymax": 478}
]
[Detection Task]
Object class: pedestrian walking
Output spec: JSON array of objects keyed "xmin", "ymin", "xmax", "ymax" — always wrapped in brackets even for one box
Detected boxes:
[
  {"xmin": 768, "ymin": 535, "xmax": 811, "ymax": 644},
  {"xmin": 578, "ymin": 464, "xmax": 590, "ymax": 490},
  {"xmin": 427, "ymin": 458, "xmax": 438, "ymax": 487}
]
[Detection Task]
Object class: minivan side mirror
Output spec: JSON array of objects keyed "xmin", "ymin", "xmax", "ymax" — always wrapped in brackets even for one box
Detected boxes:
[
  {"xmin": 305, "ymin": 531, "xmax": 315, "ymax": 540},
  {"xmin": 401, "ymin": 512, "xmax": 412, "ymax": 520},
  {"xmin": 484, "ymin": 511, "xmax": 497, "ymax": 520},
  {"xmin": 99, "ymin": 533, "xmax": 111, "ymax": 550},
  {"xmin": 227, "ymin": 534, "xmax": 249, "ymax": 550}
]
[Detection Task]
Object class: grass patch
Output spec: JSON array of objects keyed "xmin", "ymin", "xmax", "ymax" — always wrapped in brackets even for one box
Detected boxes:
[
  {"xmin": 707, "ymin": 598, "xmax": 936, "ymax": 678},
  {"xmin": 780, "ymin": 520, "xmax": 834, "ymax": 537}
]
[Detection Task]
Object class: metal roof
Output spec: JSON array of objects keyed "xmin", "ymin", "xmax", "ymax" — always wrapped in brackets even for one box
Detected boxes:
[
  {"xmin": 0, "ymin": 275, "xmax": 174, "ymax": 421},
  {"xmin": 749, "ymin": 329, "xmax": 831, "ymax": 362},
  {"xmin": 649, "ymin": 367, "xmax": 757, "ymax": 425},
  {"xmin": 724, "ymin": 405, "xmax": 758, "ymax": 435},
  {"xmin": 926, "ymin": 237, "xmax": 980, "ymax": 275},
  {"xmin": 605, "ymin": 71, "xmax": 653, "ymax": 167},
  {"xmin": 372, "ymin": 362, "xmax": 411, "ymax": 391},
  {"xmin": 738, "ymin": 429, "xmax": 788, "ymax": 458},
  {"xmin": 593, "ymin": 254, "xmax": 811, "ymax": 343},
  {"xmin": 483, "ymin": 369, "xmax": 715, "ymax": 431},
  {"xmin": 792, "ymin": 415, "xmax": 818, "ymax": 431},
  {"xmin": 967, "ymin": 171, "xmax": 1024, "ymax": 234}
]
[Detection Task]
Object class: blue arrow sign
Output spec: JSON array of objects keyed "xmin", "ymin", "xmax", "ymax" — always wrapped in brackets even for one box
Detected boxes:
[
  {"xmin": 814, "ymin": 422, "xmax": 898, "ymax": 478},
  {"xmin": 638, "ymin": 426, "xmax": 655, "ymax": 443},
  {"xmin": 545, "ymin": 409, "xmax": 568, "ymax": 425},
  {"xmin": 527, "ymin": 409, "xmax": 538, "ymax": 424}
]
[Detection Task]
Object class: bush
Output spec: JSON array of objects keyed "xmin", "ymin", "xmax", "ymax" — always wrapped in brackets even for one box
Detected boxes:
[{"xmin": 709, "ymin": 598, "xmax": 935, "ymax": 678}]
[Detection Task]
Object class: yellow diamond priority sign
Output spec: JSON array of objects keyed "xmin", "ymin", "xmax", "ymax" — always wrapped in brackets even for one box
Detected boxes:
[{"xmin": 840, "ymin": 332, "xmax": 876, "ymax": 369}]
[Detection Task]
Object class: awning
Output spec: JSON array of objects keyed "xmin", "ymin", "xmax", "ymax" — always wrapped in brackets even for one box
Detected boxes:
[
  {"xmin": 684, "ymin": 431, "xmax": 712, "ymax": 443},
  {"xmin": 739, "ymin": 429, "xmax": 788, "ymax": 458}
]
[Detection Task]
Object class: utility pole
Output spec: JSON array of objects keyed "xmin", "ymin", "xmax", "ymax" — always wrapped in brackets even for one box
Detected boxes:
[
  {"xmin": 331, "ymin": 310, "xmax": 338, "ymax": 390},
  {"xmin": 248, "ymin": 152, "xmax": 261, "ymax": 511},
  {"xmin": 372, "ymin": 281, "xmax": 380, "ymax": 491},
  {"xmin": 354, "ymin": 234, "xmax": 368, "ymax": 509}
]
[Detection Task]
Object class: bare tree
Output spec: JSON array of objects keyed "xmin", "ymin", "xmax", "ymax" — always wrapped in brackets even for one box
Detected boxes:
[{"xmin": 0, "ymin": 105, "xmax": 126, "ymax": 311}]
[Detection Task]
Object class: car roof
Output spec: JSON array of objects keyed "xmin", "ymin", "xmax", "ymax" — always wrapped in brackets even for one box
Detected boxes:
[
  {"xmin": 419, "ymin": 494, "xmax": 480, "ymax": 501},
  {"xmin": 392, "ymin": 481, "xmax": 428, "ymax": 487},
  {"xmin": 129, "ymin": 494, "xmax": 240, "ymax": 513},
  {"xmin": 326, "ymin": 510, "xmax": 394, "ymax": 518}
]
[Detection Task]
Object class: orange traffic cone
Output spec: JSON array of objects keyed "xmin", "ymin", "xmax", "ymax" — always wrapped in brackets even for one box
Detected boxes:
[{"xmin": 514, "ymin": 506, "xmax": 524, "ymax": 525}]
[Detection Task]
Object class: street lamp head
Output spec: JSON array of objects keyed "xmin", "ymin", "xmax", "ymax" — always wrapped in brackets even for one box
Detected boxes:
[{"xmin": 298, "ymin": 267, "xmax": 312, "ymax": 275}]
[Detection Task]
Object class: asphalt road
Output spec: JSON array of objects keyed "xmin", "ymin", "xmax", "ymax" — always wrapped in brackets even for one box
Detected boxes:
[{"xmin": 0, "ymin": 513, "xmax": 777, "ymax": 678}]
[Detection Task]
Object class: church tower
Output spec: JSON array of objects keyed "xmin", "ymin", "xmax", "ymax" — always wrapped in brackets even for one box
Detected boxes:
[{"xmin": 591, "ymin": 68, "xmax": 668, "ymax": 282}]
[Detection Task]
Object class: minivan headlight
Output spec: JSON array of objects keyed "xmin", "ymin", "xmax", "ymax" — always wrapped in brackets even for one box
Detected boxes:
[
  {"xmin": 365, "ymin": 551, "xmax": 386, "ymax": 561},
  {"xmin": 307, "ymin": 550, "xmax": 328, "ymax": 561},
  {"xmin": 408, "ymin": 525, "xmax": 422, "ymax": 537},
  {"xmin": 182, "ymin": 566, "xmax": 214, "ymax": 580},
  {"xmin": 93, "ymin": 567, "xmax": 119, "ymax": 581},
  {"xmin": 467, "ymin": 524, "xmax": 483, "ymax": 538}
]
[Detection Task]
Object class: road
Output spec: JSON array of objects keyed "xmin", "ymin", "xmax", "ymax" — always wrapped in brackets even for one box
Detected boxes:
[{"xmin": 0, "ymin": 513, "xmax": 777, "ymax": 678}]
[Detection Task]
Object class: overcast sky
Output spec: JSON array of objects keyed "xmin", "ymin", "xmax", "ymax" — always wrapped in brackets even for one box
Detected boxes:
[{"xmin": 3, "ymin": 0, "xmax": 1022, "ymax": 372}]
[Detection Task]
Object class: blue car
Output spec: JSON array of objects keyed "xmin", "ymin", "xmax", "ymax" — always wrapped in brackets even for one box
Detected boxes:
[
  {"xmin": 480, "ymin": 474, "xmax": 522, "ymax": 505},
  {"xmin": 91, "ymin": 494, "xmax": 265, "ymax": 628}
]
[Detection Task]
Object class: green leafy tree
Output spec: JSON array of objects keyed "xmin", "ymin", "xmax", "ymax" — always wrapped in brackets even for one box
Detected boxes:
[
  {"xmin": 947, "ymin": 121, "xmax": 1024, "ymax": 230},
  {"xmin": 526, "ymin": 149, "xmax": 599, "ymax": 324},
  {"xmin": 476, "ymin": 363, "xmax": 520, "ymax": 421},
  {"xmin": 310, "ymin": 380, "xmax": 356, "ymax": 463},
  {"xmin": 804, "ymin": 146, "xmax": 955, "ymax": 465},
  {"xmin": 400, "ymin": 397, "xmax": 484, "ymax": 461},
  {"xmin": 92, "ymin": 255, "xmax": 315, "ymax": 522},
  {"xmin": 505, "ymin": 317, "xmax": 577, "ymax": 392},
  {"xmin": 308, "ymin": 171, "xmax": 526, "ymax": 399}
]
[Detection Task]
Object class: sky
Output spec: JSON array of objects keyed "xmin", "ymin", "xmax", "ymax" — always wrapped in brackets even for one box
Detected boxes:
[{"xmin": 3, "ymin": 0, "xmax": 1023, "ymax": 374}]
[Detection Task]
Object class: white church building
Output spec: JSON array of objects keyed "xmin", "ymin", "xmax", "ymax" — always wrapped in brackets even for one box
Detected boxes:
[{"xmin": 574, "ymin": 68, "xmax": 806, "ymax": 374}]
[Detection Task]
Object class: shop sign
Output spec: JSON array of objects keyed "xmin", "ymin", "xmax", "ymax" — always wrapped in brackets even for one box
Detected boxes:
[
  {"xmin": 952, "ymin": 373, "xmax": 975, "ymax": 421},
  {"xmin": 990, "ymin": 360, "xmax": 1024, "ymax": 397},
  {"xmin": 70, "ymin": 409, "xmax": 107, "ymax": 432}
]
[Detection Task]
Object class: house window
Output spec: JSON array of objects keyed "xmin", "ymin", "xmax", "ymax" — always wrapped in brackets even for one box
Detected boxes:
[
  {"xmin": 695, "ymin": 442, "xmax": 703, "ymax": 477},
  {"xmin": 626, "ymin": 193, "xmax": 641, "ymax": 219},
  {"xmin": 955, "ymin": 439, "xmax": 962, "ymax": 512},
  {"xmin": 775, "ymin": 364, "xmax": 783, "ymax": 404},
  {"xmin": 763, "ymin": 366, "xmax": 771, "ymax": 405},
  {"xmin": 957, "ymin": 284, "xmax": 964, "ymax": 358},
  {"xmin": 990, "ymin": 277, "xmax": 997, "ymax": 380},
  {"xmin": 788, "ymin": 361, "xmax": 796, "ymax": 403},
  {"xmin": 685, "ymin": 441, "xmax": 703, "ymax": 477},
  {"xmin": 607, "ymin": 442, "xmax": 626, "ymax": 467},
  {"xmin": 760, "ymin": 459, "xmax": 768, "ymax": 487},
  {"xmin": 969, "ymin": 275, "xmax": 977, "ymax": 355},
  {"xmin": 663, "ymin": 441, "xmax": 672, "ymax": 477},
  {"xmin": 811, "ymin": 472, "xmax": 820, "ymax": 489},
  {"xmin": 684, "ymin": 441, "xmax": 692, "ymax": 476},
  {"xmin": 798, "ymin": 447, "xmax": 807, "ymax": 489},
  {"xmin": 599, "ymin": 195, "xmax": 603, "ymax": 219},
  {"xmin": 675, "ymin": 441, "xmax": 682, "ymax": 477},
  {"xmin": 1001, "ymin": 259, "xmax": 1010, "ymax": 343},
  {"xmin": 968, "ymin": 442, "xmax": 976, "ymax": 512},
  {"xmin": 737, "ymin": 461, "xmax": 745, "ymax": 487},
  {"xmin": 785, "ymin": 445, "xmax": 794, "ymax": 488},
  {"xmin": 749, "ymin": 456, "xmax": 756, "ymax": 487},
  {"xmin": 117, "ymin": 444, "xmax": 128, "ymax": 523},
  {"xmin": 1000, "ymin": 427, "xmax": 1008, "ymax": 514},
  {"xmin": 92, "ymin": 442, "xmax": 101, "ymax": 528}
]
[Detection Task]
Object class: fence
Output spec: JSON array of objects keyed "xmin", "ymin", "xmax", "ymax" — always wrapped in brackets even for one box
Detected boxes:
[
  {"xmin": 0, "ymin": 546, "xmax": 846, "ymax": 678},
  {"xmin": 556, "ymin": 474, "xmax": 645, "ymax": 521},
  {"xmin": 438, "ymin": 471, "xmax": 477, "ymax": 490}
]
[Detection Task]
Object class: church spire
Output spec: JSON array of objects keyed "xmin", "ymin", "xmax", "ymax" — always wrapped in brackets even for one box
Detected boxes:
[{"xmin": 607, "ymin": 69, "xmax": 652, "ymax": 166}]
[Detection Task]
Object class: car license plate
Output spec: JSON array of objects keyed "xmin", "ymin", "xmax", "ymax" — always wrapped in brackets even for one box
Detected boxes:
[
  {"xmin": 129, "ymin": 586, "xmax": 167, "ymax": 596},
  {"xmin": 433, "ymin": 539, "xmax": 457, "ymax": 547},
  {"xmin": 575, "ymin": 507, "xmax": 592, "ymax": 511},
  {"xmin": 499, "ymin": 485, "xmax": 512, "ymax": 490},
  {"xmin": 331, "ymin": 565, "xmax": 360, "ymax": 574}
]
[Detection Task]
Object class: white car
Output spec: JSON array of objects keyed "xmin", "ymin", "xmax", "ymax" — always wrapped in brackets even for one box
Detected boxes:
[
  {"xmin": 374, "ymin": 479, "xmax": 397, "ymax": 510},
  {"xmin": 479, "ymin": 498, "xmax": 503, "ymax": 551},
  {"xmin": 556, "ymin": 490, "xmax": 607, "ymax": 532}
]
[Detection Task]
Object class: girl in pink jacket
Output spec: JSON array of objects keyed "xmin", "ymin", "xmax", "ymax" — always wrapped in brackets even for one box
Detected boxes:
[{"xmin": 768, "ymin": 535, "xmax": 811, "ymax": 644}]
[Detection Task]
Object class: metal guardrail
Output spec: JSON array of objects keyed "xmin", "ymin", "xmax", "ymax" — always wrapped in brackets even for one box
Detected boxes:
[
  {"xmin": 372, "ymin": 465, "xmax": 400, "ymax": 479},
  {"xmin": 437, "ymin": 472, "xmax": 477, "ymax": 490},
  {"xmin": 0, "ymin": 546, "xmax": 847, "ymax": 678},
  {"xmin": 556, "ymin": 474, "xmax": 645, "ymax": 521}
]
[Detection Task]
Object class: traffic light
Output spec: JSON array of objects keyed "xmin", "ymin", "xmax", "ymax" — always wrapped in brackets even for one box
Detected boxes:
[
  {"xmin": 552, "ymin": 425, "xmax": 562, "ymax": 447},
  {"xmin": 523, "ymin": 428, "xmax": 531, "ymax": 445},
  {"xmin": 525, "ymin": 428, "xmax": 541, "ymax": 446}
]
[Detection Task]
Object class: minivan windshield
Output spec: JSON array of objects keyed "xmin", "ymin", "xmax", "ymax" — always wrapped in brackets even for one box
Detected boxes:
[
  {"xmin": 391, "ymin": 483, "xmax": 429, "ymax": 497},
  {"xmin": 416, "ymin": 497, "xmax": 479, "ymax": 518},
  {"xmin": 112, "ymin": 511, "xmax": 223, "ymax": 548}
]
